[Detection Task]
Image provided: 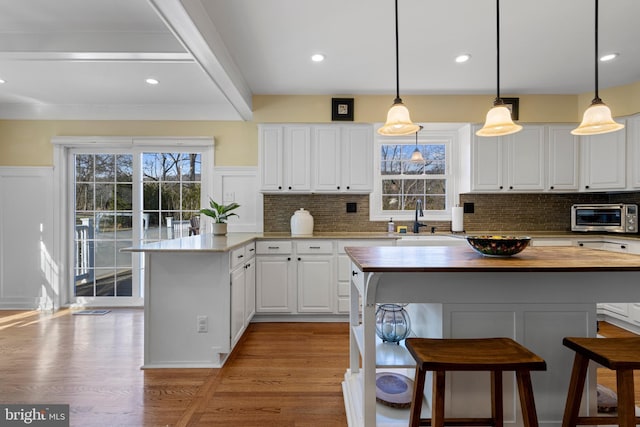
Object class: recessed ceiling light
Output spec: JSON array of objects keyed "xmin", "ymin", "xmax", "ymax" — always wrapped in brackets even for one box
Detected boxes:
[
  {"xmin": 0, "ymin": 78, "xmax": 5, "ymax": 84},
  {"xmin": 600, "ymin": 53, "xmax": 618, "ymax": 62},
  {"xmin": 455, "ymin": 54, "xmax": 471, "ymax": 63},
  {"xmin": 311, "ymin": 54, "xmax": 325, "ymax": 62},
  {"xmin": 145, "ymin": 78, "xmax": 159, "ymax": 85}
]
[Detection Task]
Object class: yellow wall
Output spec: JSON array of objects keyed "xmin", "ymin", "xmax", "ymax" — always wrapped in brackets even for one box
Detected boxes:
[{"xmin": 1, "ymin": 81, "xmax": 639, "ymax": 167}]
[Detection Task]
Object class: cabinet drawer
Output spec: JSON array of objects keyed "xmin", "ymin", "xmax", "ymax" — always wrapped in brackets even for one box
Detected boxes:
[
  {"xmin": 256, "ymin": 241, "xmax": 292, "ymax": 255},
  {"xmin": 295, "ymin": 240, "xmax": 334, "ymax": 254},
  {"xmin": 245, "ymin": 242, "xmax": 256, "ymax": 259},
  {"xmin": 230, "ymin": 246, "xmax": 247, "ymax": 269}
]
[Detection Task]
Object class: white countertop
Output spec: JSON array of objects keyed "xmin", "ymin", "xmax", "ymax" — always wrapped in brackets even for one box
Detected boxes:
[{"xmin": 122, "ymin": 230, "xmax": 640, "ymax": 253}]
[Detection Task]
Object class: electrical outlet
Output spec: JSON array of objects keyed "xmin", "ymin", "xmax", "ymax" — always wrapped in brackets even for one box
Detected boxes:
[
  {"xmin": 223, "ymin": 192, "xmax": 235, "ymax": 202},
  {"xmin": 197, "ymin": 315, "xmax": 208, "ymax": 333}
]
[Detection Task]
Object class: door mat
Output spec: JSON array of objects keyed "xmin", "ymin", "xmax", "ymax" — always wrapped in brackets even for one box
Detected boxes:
[{"xmin": 72, "ymin": 310, "xmax": 111, "ymax": 315}]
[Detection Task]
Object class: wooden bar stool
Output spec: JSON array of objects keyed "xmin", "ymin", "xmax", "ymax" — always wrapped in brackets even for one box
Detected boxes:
[
  {"xmin": 562, "ymin": 337, "xmax": 640, "ymax": 427},
  {"xmin": 405, "ymin": 337, "xmax": 547, "ymax": 427}
]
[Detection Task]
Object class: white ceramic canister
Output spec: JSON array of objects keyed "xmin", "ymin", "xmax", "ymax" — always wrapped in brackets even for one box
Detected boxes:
[{"xmin": 290, "ymin": 208, "xmax": 314, "ymax": 236}]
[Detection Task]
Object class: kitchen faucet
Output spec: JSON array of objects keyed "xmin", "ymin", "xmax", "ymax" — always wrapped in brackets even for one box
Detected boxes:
[{"xmin": 413, "ymin": 199, "xmax": 427, "ymax": 233}]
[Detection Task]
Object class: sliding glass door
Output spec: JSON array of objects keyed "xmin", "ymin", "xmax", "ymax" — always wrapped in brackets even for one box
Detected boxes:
[{"xmin": 66, "ymin": 141, "xmax": 211, "ymax": 306}]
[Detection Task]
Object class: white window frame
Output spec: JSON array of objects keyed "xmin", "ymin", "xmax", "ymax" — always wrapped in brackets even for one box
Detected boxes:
[
  {"xmin": 52, "ymin": 136, "xmax": 214, "ymax": 308},
  {"xmin": 370, "ymin": 123, "xmax": 465, "ymax": 222}
]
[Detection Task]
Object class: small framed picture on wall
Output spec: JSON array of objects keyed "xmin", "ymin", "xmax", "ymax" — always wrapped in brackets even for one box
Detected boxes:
[{"xmin": 332, "ymin": 98, "xmax": 354, "ymax": 121}]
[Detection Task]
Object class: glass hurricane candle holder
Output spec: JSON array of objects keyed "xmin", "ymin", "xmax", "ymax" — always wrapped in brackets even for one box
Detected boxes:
[{"xmin": 375, "ymin": 303, "xmax": 411, "ymax": 344}]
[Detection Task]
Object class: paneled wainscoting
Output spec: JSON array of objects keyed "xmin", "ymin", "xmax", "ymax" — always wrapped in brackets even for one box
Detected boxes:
[{"xmin": 0, "ymin": 309, "xmax": 637, "ymax": 426}]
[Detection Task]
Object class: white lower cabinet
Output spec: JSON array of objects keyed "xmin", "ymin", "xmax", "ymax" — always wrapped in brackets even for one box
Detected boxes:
[
  {"xmin": 296, "ymin": 241, "xmax": 335, "ymax": 313},
  {"xmin": 256, "ymin": 238, "xmax": 395, "ymax": 316},
  {"xmin": 230, "ymin": 242, "xmax": 256, "ymax": 347},
  {"xmin": 255, "ymin": 241, "xmax": 295, "ymax": 313}
]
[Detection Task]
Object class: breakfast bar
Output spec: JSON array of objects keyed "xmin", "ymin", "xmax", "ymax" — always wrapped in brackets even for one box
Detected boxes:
[{"xmin": 342, "ymin": 245, "xmax": 640, "ymax": 427}]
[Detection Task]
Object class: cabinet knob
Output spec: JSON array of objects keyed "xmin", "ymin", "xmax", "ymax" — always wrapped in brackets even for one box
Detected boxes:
[
  {"xmin": 585, "ymin": 185, "xmax": 590, "ymax": 189},
  {"xmin": 550, "ymin": 186, "xmax": 554, "ymax": 190},
  {"xmin": 287, "ymin": 257, "xmax": 291, "ymax": 261},
  {"xmin": 288, "ymin": 186, "xmax": 292, "ymax": 190},
  {"xmin": 509, "ymin": 186, "xmax": 513, "ymax": 190},
  {"xmin": 346, "ymin": 186, "xmax": 350, "ymax": 190},
  {"xmin": 297, "ymin": 257, "xmax": 301, "ymax": 261},
  {"xmin": 352, "ymin": 271, "xmax": 358, "ymax": 276},
  {"xmin": 621, "ymin": 245, "xmax": 627, "ymax": 249},
  {"xmin": 278, "ymin": 186, "xmax": 282, "ymax": 190},
  {"xmin": 337, "ymin": 186, "xmax": 340, "ymax": 190},
  {"xmin": 499, "ymin": 186, "xmax": 503, "ymax": 189}
]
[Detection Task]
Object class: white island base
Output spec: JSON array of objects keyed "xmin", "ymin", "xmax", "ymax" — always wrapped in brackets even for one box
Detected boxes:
[
  {"xmin": 343, "ymin": 300, "xmax": 598, "ymax": 427},
  {"xmin": 341, "ymin": 245, "xmax": 640, "ymax": 427}
]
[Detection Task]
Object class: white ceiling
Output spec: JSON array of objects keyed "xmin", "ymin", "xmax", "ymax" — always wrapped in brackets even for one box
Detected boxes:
[{"xmin": 0, "ymin": 0, "xmax": 639, "ymax": 121}]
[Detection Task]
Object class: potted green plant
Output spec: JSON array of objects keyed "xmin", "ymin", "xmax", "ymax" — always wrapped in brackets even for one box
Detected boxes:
[{"xmin": 199, "ymin": 198, "xmax": 240, "ymax": 236}]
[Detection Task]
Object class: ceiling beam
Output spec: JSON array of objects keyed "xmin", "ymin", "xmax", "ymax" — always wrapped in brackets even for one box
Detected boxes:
[{"xmin": 148, "ymin": 0, "xmax": 253, "ymax": 121}]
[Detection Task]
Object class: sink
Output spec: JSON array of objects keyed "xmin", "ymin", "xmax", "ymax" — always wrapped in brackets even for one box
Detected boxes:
[{"xmin": 396, "ymin": 235, "xmax": 468, "ymax": 246}]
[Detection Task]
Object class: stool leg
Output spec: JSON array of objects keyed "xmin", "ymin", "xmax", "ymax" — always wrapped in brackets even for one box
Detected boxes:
[
  {"xmin": 561, "ymin": 353, "xmax": 589, "ymax": 427},
  {"xmin": 409, "ymin": 366, "xmax": 426, "ymax": 427},
  {"xmin": 491, "ymin": 371, "xmax": 503, "ymax": 427},
  {"xmin": 516, "ymin": 370, "xmax": 539, "ymax": 427},
  {"xmin": 616, "ymin": 368, "xmax": 636, "ymax": 427},
  {"xmin": 432, "ymin": 370, "xmax": 446, "ymax": 427}
]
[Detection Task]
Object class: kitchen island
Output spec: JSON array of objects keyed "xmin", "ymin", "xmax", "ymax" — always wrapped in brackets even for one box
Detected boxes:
[{"xmin": 342, "ymin": 245, "xmax": 640, "ymax": 427}]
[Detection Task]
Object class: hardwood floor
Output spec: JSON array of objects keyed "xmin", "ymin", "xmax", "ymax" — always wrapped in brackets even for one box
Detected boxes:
[
  {"xmin": 0, "ymin": 309, "xmax": 637, "ymax": 426},
  {"xmin": 0, "ymin": 309, "xmax": 349, "ymax": 426}
]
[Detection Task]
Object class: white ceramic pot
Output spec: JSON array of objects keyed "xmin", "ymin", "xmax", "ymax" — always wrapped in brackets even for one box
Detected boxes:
[
  {"xmin": 211, "ymin": 223, "xmax": 227, "ymax": 236},
  {"xmin": 290, "ymin": 208, "xmax": 314, "ymax": 236}
]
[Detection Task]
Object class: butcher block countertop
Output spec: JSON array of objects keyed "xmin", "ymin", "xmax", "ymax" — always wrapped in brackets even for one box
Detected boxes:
[{"xmin": 345, "ymin": 245, "xmax": 640, "ymax": 273}]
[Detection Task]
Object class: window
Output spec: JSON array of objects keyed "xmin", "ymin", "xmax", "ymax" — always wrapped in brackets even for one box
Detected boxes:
[{"xmin": 371, "ymin": 127, "xmax": 458, "ymax": 221}]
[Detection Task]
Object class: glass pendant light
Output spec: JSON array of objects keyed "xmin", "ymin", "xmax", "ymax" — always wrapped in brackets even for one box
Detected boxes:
[
  {"xmin": 377, "ymin": 0, "xmax": 420, "ymax": 136},
  {"xmin": 476, "ymin": 0, "xmax": 522, "ymax": 137},
  {"xmin": 410, "ymin": 125, "xmax": 425, "ymax": 162},
  {"xmin": 571, "ymin": 0, "xmax": 624, "ymax": 136}
]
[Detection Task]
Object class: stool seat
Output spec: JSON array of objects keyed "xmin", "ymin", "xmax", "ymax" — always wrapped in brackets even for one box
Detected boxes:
[
  {"xmin": 562, "ymin": 337, "xmax": 640, "ymax": 427},
  {"xmin": 405, "ymin": 337, "xmax": 546, "ymax": 427}
]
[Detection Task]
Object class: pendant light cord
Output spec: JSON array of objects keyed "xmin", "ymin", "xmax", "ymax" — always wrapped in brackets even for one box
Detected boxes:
[
  {"xmin": 496, "ymin": 0, "xmax": 500, "ymax": 99},
  {"xmin": 394, "ymin": 0, "xmax": 401, "ymax": 103},
  {"xmin": 593, "ymin": 0, "xmax": 601, "ymax": 102}
]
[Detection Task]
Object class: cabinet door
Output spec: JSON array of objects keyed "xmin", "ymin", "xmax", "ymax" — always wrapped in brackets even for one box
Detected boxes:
[
  {"xmin": 297, "ymin": 255, "xmax": 334, "ymax": 313},
  {"xmin": 230, "ymin": 266, "xmax": 246, "ymax": 347},
  {"xmin": 342, "ymin": 125, "xmax": 373, "ymax": 192},
  {"xmin": 284, "ymin": 126, "xmax": 312, "ymax": 191},
  {"xmin": 547, "ymin": 125, "xmax": 579, "ymax": 191},
  {"xmin": 471, "ymin": 129, "xmax": 503, "ymax": 191},
  {"xmin": 259, "ymin": 126, "xmax": 284, "ymax": 191},
  {"xmin": 627, "ymin": 115, "xmax": 640, "ymax": 188},
  {"xmin": 256, "ymin": 255, "xmax": 294, "ymax": 313},
  {"xmin": 313, "ymin": 126, "xmax": 342, "ymax": 191},
  {"xmin": 581, "ymin": 128, "xmax": 626, "ymax": 190},
  {"xmin": 244, "ymin": 259, "xmax": 256, "ymax": 324},
  {"xmin": 506, "ymin": 126, "xmax": 545, "ymax": 191}
]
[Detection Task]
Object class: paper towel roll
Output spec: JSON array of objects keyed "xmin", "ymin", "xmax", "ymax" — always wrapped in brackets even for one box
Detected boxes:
[{"xmin": 451, "ymin": 206, "xmax": 464, "ymax": 232}]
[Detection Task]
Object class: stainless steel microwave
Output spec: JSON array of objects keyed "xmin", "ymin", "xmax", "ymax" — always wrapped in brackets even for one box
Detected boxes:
[{"xmin": 571, "ymin": 204, "xmax": 638, "ymax": 233}]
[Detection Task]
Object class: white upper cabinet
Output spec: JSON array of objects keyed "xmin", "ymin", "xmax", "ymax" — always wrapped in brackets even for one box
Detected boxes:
[
  {"xmin": 627, "ymin": 114, "xmax": 640, "ymax": 189},
  {"xmin": 342, "ymin": 125, "xmax": 374, "ymax": 192},
  {"xmin": 260, "ymin": 123, "xmax": 373, "ymax": 193},
  {"xmin": 506, "ymin": 126, "xmax": 546, "ymax": 191},
  {"xmin": 471, "ymin": 125, "xmax": 544, "ymax": 192},
  {"xmin": 580, "ymin": 123, "xmax": 626, "ymax": 191},
  {"xmin": 547, "ymin": 125, "xmax": 579, "ymax": 191},
  {"xmin": 259, "ymin": 125, "xmax": 311, "ymax": 192},
  {"xmin": 313, "ymin": 126, "xmax": 342, "ymax": 191}
]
